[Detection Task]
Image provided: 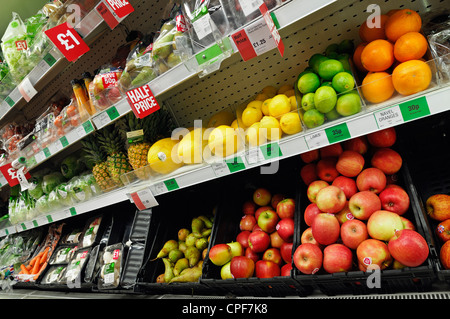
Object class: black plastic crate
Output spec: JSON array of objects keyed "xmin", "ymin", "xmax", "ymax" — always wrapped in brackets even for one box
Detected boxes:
[
  {"xmin": 200, "ymin": 157, "xmax": 313, "ymax": 297},
  {"xmin": 292, "ymin": 149, "xmax": 437, "ymax": 296},
  {"xmin": 396, "ymin": 114, "xmax": 450, "ymax": 285}
]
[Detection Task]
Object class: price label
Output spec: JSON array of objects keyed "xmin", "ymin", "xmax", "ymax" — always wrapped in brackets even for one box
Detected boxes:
[
  {"xmin": 305, "ymin": 130, "xmax": 328, "ymax": 150},
  {"xmin": 373, "ymin": 105, "xmax": 403, "ymax": 129},
  {"xmin": 0, "ymin": 163, "xmax": 31, "ymax": 187},
  {"xmin": 259, "ymin": 3, "xmax": 284, "ymax": 57},
  {"xmin": 399, "ymin": 96, "xmax": 430, "ymax": 122},
  {"xmin": 239, "ymin": 0, "xmax": 264, "ymax": 16},
  {"xmin": 5, "ymin": 96, "xmax": 14, "ymax": 107},
  {"xmin": 43, "ymin": 52, "xmax": 57, "ymax": 67},
  {"xmin": 64, "ymin": 207, "xmax": 77, "ymax": 218},
  {"xmin": 245, "ymin": 147, "xmax": 264, "ymax": 165},
  {"xmin": 18, "ymin": 77, "xmax": 38, "ymax": 102},
  {"xmin": 260, "ymin": 142, "xmax": 282, "ymax": 160},
  {"xmin": 103, "ymin": 0, "xmax": 134, "ymax": 18},
  {"xmin": 130, "ymin": 188, "xmax": 158, "ymax": 211},
  {"xmin": 225, "ymin": 156, "xmax": 246, "ymax": 173},
  {"xmin": 325, "ymin": 123, "xmax": 351, "ymax": 144},
  {"xmin": 43, "ymin": 147, "xmax": 51, "ymax": 158},
  {"xmin": 211, "ymin": 161, "xmax": 229, "ymax": 177},
  {"xmin": 45, "ymin": 22, "xmax": 90, "ymax": 62},
  {"xmin": 96, "ymin": 1, "xmax": 121, "ymax": 29},
  {"xmin": 60, "ymin": 136, "xmax": 69, "ymax": 148},
  {"xmin": 164, "ymin": 179, "xmax": 179, "ymax": 191},
  {"xmin": 126, "ymin": 85, "xmax": 160, "ymax": 119}
]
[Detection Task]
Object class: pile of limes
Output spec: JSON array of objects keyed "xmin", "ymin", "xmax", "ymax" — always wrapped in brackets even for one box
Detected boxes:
[{"xmin": 296, "ymin": 40, "xmax": 362, "ymax": 129}]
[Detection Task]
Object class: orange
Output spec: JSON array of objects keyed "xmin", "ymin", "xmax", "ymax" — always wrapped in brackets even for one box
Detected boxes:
[
  {"xmin": 360, "ymin": 39, "xmax": 394, "ymax": 72},
  {"xmin": 353, "ymin": 42, "xmax": 368, "ymax": 73},
  {"xmin": 394, "ymin": 32, "xmax": 428, "ymax": 62},
  {"xmin": 384, "ymin": 9, "xmax": 422, "ymax": 42},
  {"xmin": 361, "ymin": 72, "xmax": 395, "ymax": 104},
  {"xmin": 359, "ymin": 15, "xmax": 389, "ymax": 42},
  {"xmin": 386, "ymin": 9, "xmax": 400, "ymax": 17},
  {"xmin": 392, "ymin": 60, "xmax": 432, "ymax": 96}
]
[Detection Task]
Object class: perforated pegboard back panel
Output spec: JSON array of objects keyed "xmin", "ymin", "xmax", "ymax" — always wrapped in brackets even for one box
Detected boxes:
[{"xmin": 160, "ymin": 0, "xmax": 448, "ymax": 128}]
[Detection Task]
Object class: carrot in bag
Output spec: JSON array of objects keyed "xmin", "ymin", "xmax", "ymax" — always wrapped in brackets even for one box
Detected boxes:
[{"xmin": 20, "ymin": 264, "xmax": 30, "ymax": 275}]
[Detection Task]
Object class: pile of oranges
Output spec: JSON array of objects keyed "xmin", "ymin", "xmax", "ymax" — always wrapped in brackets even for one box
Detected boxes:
[{"xmin": 353, "ymin": 9, "xmax": 433, "ymax": 104}]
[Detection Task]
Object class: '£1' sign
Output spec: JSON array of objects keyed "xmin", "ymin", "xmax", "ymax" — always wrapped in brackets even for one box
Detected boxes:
[
  {"xmin": 0, "ymin": 163, "xmax": 31, "ymax": 187},
  {"xmin": 45, "ymin": 22, "xmax": 90, "ymax": 62}
]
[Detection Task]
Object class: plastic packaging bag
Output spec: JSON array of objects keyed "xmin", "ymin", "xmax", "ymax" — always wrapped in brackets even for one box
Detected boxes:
[
  {"xmin": 80, "ymin": 216, "xmax": 103, "ymax": 248},
  {"xmin": 64, "ymin": 248, "xmax": 90, "ymax": 285},
  {"xmin": 89, "ymin": 67, "xmax": 124, "ymax": 111},
  {"xmin": 98, "ymin": 243, "xmax": 123, "ymax": 290}
]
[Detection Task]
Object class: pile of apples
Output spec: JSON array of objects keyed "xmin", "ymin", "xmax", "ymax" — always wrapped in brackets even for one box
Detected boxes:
[
  {"xmin": 295, "ymin": 127, "xmax": 430, "ymax": 275},
  {"xmin": 208, "ymin": 188, "xmax": 295, "ymax": 279}
]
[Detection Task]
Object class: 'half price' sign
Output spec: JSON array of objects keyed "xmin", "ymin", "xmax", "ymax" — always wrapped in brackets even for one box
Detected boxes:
[
  {"xmin": 126, "ymin": 84, "xmax": 160, "ymax": 119},
  {"xmin": 45, "ymin": 22, "xmax": 90, "ymax": 62},
  {"xmin": 104, "ymin": 0, "xmax": 134, "ymax": 18}
]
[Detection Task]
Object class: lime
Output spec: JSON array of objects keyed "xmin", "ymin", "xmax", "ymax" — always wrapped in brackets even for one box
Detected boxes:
[
  {"xmin": 320, "ymin": 81, "xmax": 332, "ymax": 87},
  {"xmin": 318, "ymin": 59, "xmax": 345, "ymax": 81},
  {"xmin": 297, "ymin": 72, "xmax": 320, "ymax": 94},
  {"xmin": 325, "ymin": 43, "xmax": 339, "ymax": 57},
  {"xmin": 301, "ymin": 93, "xmax": 315, "ymax": 111},
  {"xmin": 325, "ymin": 108, "xmax": 341, "ymax": 121},
  {"xmin": 337, "ymin": 54, "xmax": 352, "ymax": 73},
  {"xmin": 326, "ymin": 51, "xmax": 339, "ymax": 59},
  {"xmin": 303, "ymin": 109, "xmax": 325, "ymax": 128},
  {"xmin": 314, "ymin": 86, "xmax": 337, "ymax": 113},
  {"xmin": 336, "ymin": 92, "xmax": 362, "ymax": 116},
  {"xmin": 338, "ymin": 39, "xmax": 354, "ymax": 54},
  {"xmin": 309, "ymin": 54, "xmax": 329, "ymax": 74},
  {"xmin": 332, "ymin": 72, "xmax": 355, "ymax": 93},
  {"xmin": 296, "ymin": 67, "xmax": 314, "ymax": 82}
]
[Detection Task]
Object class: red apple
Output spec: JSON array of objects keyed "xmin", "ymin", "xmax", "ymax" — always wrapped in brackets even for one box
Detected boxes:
[
  {"xmin": 437, "ymin": 219, "xmax": 450, "ymax": 242},
  {"xmin": 253, "ymin": 188, "xmax": 271, "ymax": 206},
  {"xmin": 209, "ymin": 244, "xmax": 233, "ymax": 266},
  {"xmin": 311, "ymin": 213, "xmax": 340, "ymax": 246},
  {"xmin": 315, "ymin": 185, "xmax": 347, "ymax": 214},
  {"xmin": 280, "ymin": 242, "xmax": 293, "ymax": 264},
  {"xmin": 340, "ymin": 219, "xmax": 368, "ymax": 250},
  {"xmin": 307, "ymin": 180, "xmax": 329, "ymax": 203},
  {"xmin": 367, "ymin": 210, "xmax": 404, "ymax": 241},
  {"xmin": 240, "ymin": 214, "xmax": 257, "ymax": 231},
  {"xmin": 255, "ymin": 206, "xmax": 273, "ymax": 221},
  {"xmin": 276, "ymin": 218, "xmax": 295, "ymax": 243},
  {"xmin": 357, "ymin": 239, "xmax": 393, "ymax": 270},
  {"xmin": 388, "ymin": 229, "xmax": 429, "ymax": 267},
  {"xmin": 257, "ymin": 209, "xmax": 279, "ymax": 233},
  {"xmin": 242, "ymin": 200, "xmax": 257, "ymax": 215},
  {"xmin": 255, "ymin": 260, "xmax": 280, "ymax": 278},
  {"xmin": 332, "ymin": 176, "xmax": 358, "ymax": 200},
  {"xmin": 301, "ymin": 227, "xmax": 321, "ymax": 247},
  {"xmin": 379, "ymin": 186, "xmax": 410, "ymax": 215},
  {"xmin": 440, "ymin": 240, "xmax": 450, "ymax": 269},
  {"xmin": 336, "ymin": 150, "xmax": 365, "ymax": 177},
  {"xmin": 335, "ymin": 202, "xmax": 355, "ymax": 224},
  {"xmin": 293, "ymin": 243, "xmax": 323, "ymax": 274},
  {"xmin": 356, "ymin": 167, "xmax": 387, "ymax": 194},
  {"xmin": 270, "ymin": 231, "xmax": 285, "ymax": 248},
  {"xmin": 316, "ymin": 157, "xmax": 339, "ymax": 182},
  {"xmin": 348, "ymin": 190, "xmax": 382, "ymax": 220},
  {"xmin": 367, "ymin": 127, "xmax": 396, "ymax": 148},
  {"xmin": 236, "ymin": 230, "xmax": 251, "ymax": 249},
  {"xmin": 304, "ymin": 203, "xmax": 322, "ymax": 226},
  {"xmin": 230, "ymin": 256, "xmax": 255, "ymax": 278},
  {"xmin": 263, "ymin": 248, "xmax": 282, "ymax": 266},
  {"xmin": 400, "ymin": 216, "xmax": 415, "ymax": 231},
  {"xmin": 281, "ymin": 263, "xmax": 292, "ymax": 276},
  {"xmin": 426, "ymin": 194, "xmax": 450, "ymax": 221},
  {"xmin": 252, "ymin": 224, "xmax": 263, "ymax": 232},
  {"xmin": 301, "ymin": 163, "xmax": 318, "ymax": 185},
  {"xmin": 248, "ymin": 230, "xmax": 270, "ymax": 253},
  {"xmin": 323, "ymin": 243, "xmax": 353, "ymax": 273},
  {"xmin": 277, "ymin": 198, "xmax": 296, "ymax": 219},
  {"xmin": 371, "ymin": 148, "xmax": 403, "ymax": 175},
  {"xmin": 227, "ymin": 241, "xmax": 244, "ymax": 257},
  {"xmin": 343, "ymin": 136, "xmax": 369, "ymax": 154},
  {"xmin": 300, "ymin": 149, "xmax": 320, "ymax": 163},
  {"xmin": 320, "ymin": 143, "xmax": 343, "ymax": 158},
  {"xmin": 271, "ymin": 193, "xmax": 285, "ymax": 209},
  {"xmin": 245, "ymin": 247, "xmax": 260, "ymax": 263}
]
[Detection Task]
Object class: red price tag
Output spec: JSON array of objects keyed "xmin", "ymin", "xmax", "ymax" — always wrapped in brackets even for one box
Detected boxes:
[
  {"xmin": 104, "ymin": 0, "xmax": 134, "ymax": 18},
  {"xmin": 15, "ymin": 40, "xmax": 28, "ymax": 51},
  {"xmin": 0, "ymin": 163, "xmax": 31, "ymax": 187},
  {"xmin": 45, "ymin": 22, "xmax": 90, "ymax": 62},
  {"xmin": 231, "ymin": 29, "xmax": 257, "ymax": 62},
  {"xmin": 96, "ymin": 1, "xmax": 120, "ymax": 29},
  {"xmin": 259, "ymin": 3, "xmax": 284, "ymax": 57},
  {"xmin": 126, "ymin": 84, "xmax": 160, "ymax": 119}
]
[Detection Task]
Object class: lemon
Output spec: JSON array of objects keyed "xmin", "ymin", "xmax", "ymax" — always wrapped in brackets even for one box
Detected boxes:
[
  {"xmin": 242, "ymin": 107, "xmax": 263, "ymax": 127},
  {"xmin": 231, "ymin": 119, "xmax": 239, "ymax": 130},
  {"xmin": 262, "ymin": 99, "xmax": 272, "ymax": 116},
  {"xmin": 289, "ymin": 96, "xmax": 298, "ymax": 111},
  {"xmin": 246, "ymin": 122, "xmax": 267, "ymax": 147},
  {"xmin": 177, "ymin": 128, "xmax": 208, "ymax": 164},
  {"xmin": 247, "ymin": 100, "xmax": 263, "ymax": 111},
  {"xmin": 261, "ymin": 86, "xmax": 277, "ymax": 98},
  {"xmin": 260, "ymin": 116, "xmax": 282, "ymax": 141},
  {"xmin": 207, "ymin": 110, "xmax": 235, "ymax": 128},
  {"xmin": 208, "ymin": 125, "xmax": 241, "ymax": 158},
  {"xmin": 278, "ymin": 85, "xmax": 293, "ymax": 95},
  {"xmin": 147, "ymin": 138, "xmax": 183, "ymax": 175},
  {"xmin": 280, "ymin": 112, "xmax": 302, "ymax": 135},
  {"xmin": 268, "ymin": 94, "xmax": 291, "ymax": 118},
  {"xmin": 255, "ymin": 93, "xmax": 269, "ymax": 101}
]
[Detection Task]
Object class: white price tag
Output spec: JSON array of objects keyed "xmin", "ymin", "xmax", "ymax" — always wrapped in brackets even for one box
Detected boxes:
[
  {"xmin": 0, "ymin": 100, "xmax": 9, "ymax": 116},
  {"xmin": 246, "ymin": 19, "xmax": 276, "ymax": 56},
  {"xmin": 239, "ymin": 0, "xmax": 264, "ymax": 16},
  {"xmin": 211, "ymin": 162, "xmax": 229, "ymax": 177},
  {"xmin": 373, "ymin": 105, "xmax": 404, "ymax": 129},
  {"xmin": 305, "ymin": 130, "xmax": 329, "ymax": 150},
  {"xmin": 35, "ymin": 151, "xmax": 46, "ymax": 164},
  {"xmin": 154, "ymin": 182, "xmax": 166, "ymax": 195},
  {"xmin": 92, "ymin": 111, "xmax": 111, "ymax": 129},
  {"xmin": 245, "ymin": 147, "xmax": 264, "ymax": 165},
  {"xmin": 193, "ymin": 13, "xmax": 212, "ymax": 40},
  {"xmin": 48, "ymin": 141, "xmax": 63, "ymax": 154},
  {"xmin": 130, "ymin": 188, "xmax": 158, "ymax": 210},
  {"xmin": 18, "ymin": 77, "xmax": 38, "ymax": 102}
]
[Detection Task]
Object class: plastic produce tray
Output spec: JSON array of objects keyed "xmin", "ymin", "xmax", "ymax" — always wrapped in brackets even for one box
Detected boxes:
[
  {"xmin": 200, "ymin": 156, "xmax": 313, "ymax": 297},
  {"xmin": 396, "ymin": 115, "xmax": 450, "ymax": 285},
  {"xmin": 292, "ymin": 157, "xmax": 437, "ymax": 296}
]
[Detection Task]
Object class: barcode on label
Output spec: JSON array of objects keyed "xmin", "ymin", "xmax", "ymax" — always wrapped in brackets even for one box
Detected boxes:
[
  {"xmin": 193, "ymin": 14, "xmax": 212, "ymax": 40},
  {"xmin": 240, "ymin": 0, "xmax": 263, "ymax": 16}
]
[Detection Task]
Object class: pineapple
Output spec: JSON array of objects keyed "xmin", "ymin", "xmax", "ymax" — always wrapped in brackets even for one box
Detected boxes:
[{"xmin": 81, "ymin": 133, "xmax": 118, "ymax": 192}]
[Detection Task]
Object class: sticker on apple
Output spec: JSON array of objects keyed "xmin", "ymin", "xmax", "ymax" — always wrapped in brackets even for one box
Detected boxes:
[{"xmin": 363, "ymin": 256, "xmax": 372, "ymax": 266}]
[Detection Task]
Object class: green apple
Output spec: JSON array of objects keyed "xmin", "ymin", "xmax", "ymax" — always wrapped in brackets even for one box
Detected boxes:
[
  {"xmin": 227, "ymin": 241, "xmax": 244, "ymax": 257},
  {"xmin": 221, "ymin": 261, "xmax": 233, "ymax": 279}
]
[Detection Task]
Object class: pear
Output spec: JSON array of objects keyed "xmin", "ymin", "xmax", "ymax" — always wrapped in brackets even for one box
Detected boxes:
[
  {"xmin": 198, "ymin": 215, "xmax": 213, "ymax": 228},
  {"xmin": 195, "ymin": 237, "xmax": 208, "ymax": 251},
  {"xmin": 185, "ymin": 233, "xmax": 197, "ymax": 247},
  {"xmin": 155, "ymin": 239, "xmax": 178, "ymax": 259},
  {"xmin": 178, "ymin": 241, "xmax": 187, "ymax": 254},
  {"xmin": 169, "ymin": 266, "xmax": 202, "ymax": 283},
  {"xmin": 178, "ymin": 228, "xmax": 190, "ymax": 241},
  {"xmin": 185, "ymin": 246, "xmax": 201, "ymax": 267},
  {"xmin": 201, "ymin": 228, "xmax": 212, "ymax": 238},
  {"xmin": 168, "ymin": 249, "xmax": 184, "ymax": 263},
  {"xmin": 156, "ymin": 274, "xmax": 165, "ymax": 283},
  {"xmin": 162, "ymin": 258, "xmax": 174, "ymax": 283},
  {"xmin": 166, "ymin": 53, "xmax": 182, "ymax": 68},
  {"xmin": 191, "ymin": 217, "xmax": 205, "ymax": 236},
  {"xmin": 173, "ymin": 258, "xmax": 189, "ymax": 277}
]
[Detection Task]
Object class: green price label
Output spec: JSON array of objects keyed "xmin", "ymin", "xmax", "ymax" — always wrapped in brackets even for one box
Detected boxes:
[
  {"xmin": 106, "ymin": 106, "xmax": 120, "ymax": 121},
  {"xmin": 399, "ymin": 96, "xmax": 430, "ymax": 121},
  {"xmin": 226, "ymin": 156, "xmax": 246, "ymax": 173},
  {"xmin": 60, "ymin": 136, "xmax": 69, "ymax": 148},
  {"xmin": 83, "ymin": 120, "xmax": 94, "ymax": 134},
  {"xmin": 4, "ymin": 229, "xmax": 9, "ymax": 235},
  {"xmin": 69, "ymin": 207, "xmax": 77, "ymax": 216},
  {"xmin": 325, "ymin": 123, "xmax": 351, "ymax": 143},
  {"xmin": 5, "ymin": 96, "xmax": 14, "ymax": 107},
  {"xmin": 32, "ymin": 220, "xmax": 38, "ymax": 227},
  {"xmin": 164, "ymin": 179, "xmax": 179, "ymax": 191},
  {"xmin": 260, "ymin": 142, "xmax": 283, "ymax": 160},
  {"xmin": 43, "ymin": 147, "xmax": 51, "ymax": 158},
  {"xmin": 43, "ymin": 52, "xmax": 57, "ymax": 67},
  {"xmin": 46, "ymin": 215, "xmax": 53, "ymax": 223},
  {"xmin": 21, "ymin": 223, "xmax": 26, "ymax": 231}
]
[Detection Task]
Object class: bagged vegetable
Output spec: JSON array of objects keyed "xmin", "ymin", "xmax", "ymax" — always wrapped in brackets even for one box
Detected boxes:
[
  {"xmin": 65, "ymin": 248, "xmax": 90, "ymax": 285},
  {"xmin": 42, "ymin": 171, "xmax": 65, "ymax": 194},
  {"xmin": 36, "ymin": 194, "xmax": 51, "ymax": 214},
  {"xmin": 89, "ymin": 67, "xmax": 124, "ymax": 111},
  {"xmin": 41, "ymin": 265, "xmax": 67, "ymax": 285},
  {"xmin": 56, "ymin": 182, "xmax": 75, "ymax": 207},
  {"xmin": 60, "ymin": 154, "xmax": 85, "ymax": 179},
  {"xmin": 98, "ymin": 243, "xmax": 124, "ymax": 290},
  {"xmin": 47, "ymin": 189, "xmax": 63, "ymax": 211},
  {"xmin": 0, "ymin": 52, "xmax": 15, "ymax": 101},
  {"xmin": 80, "ymin": 216, "xmax": 102, "ymax": 248}
]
